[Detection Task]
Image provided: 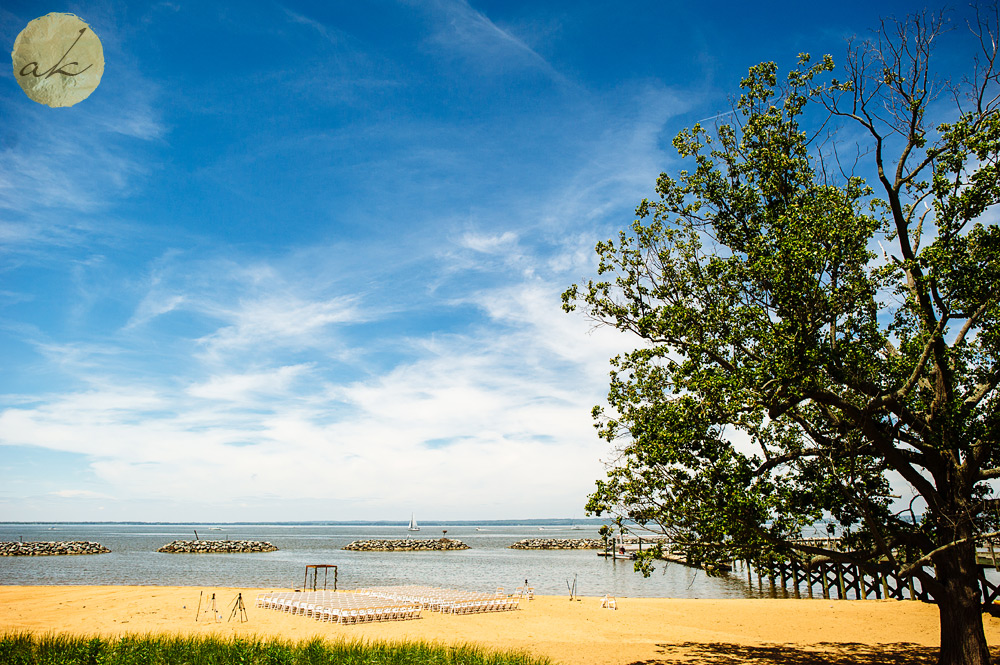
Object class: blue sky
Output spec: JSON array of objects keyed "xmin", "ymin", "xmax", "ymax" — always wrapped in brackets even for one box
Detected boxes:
[{"xmin": 0, "ymin": 0, "xmax": 971, "ymax": 522}]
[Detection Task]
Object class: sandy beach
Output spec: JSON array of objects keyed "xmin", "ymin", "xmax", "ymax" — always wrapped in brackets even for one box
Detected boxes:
[{"xmin": 3, "ymin": 586, "xmax": 999, "ymax": 664}]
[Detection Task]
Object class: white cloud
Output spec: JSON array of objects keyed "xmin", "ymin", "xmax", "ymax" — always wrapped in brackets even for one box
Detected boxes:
[
  {"xmin": 282, "ymin": 7, "xmax": 342, "ymax": 44},
  {"xmin": 0, "ymin": 69, "xmax": 686, "ymax": 521},
  {"xmin": 0, "ymin": 266, "xmax": 625, "ymax": 519},
  {"xmin": 187, "ymin": 364, "xmax": 312, "ymax": 401},
  {"xmin": 50, "ymin": 489, "xmax": 113, "ymax": 499},
  {"xmin": 537, "ymin": 84, "xmax": 692, "ymax": 233},
  {"xmin": 424, "ymin": 0, "xmax": 566, "ymax": 83},
  {"xmin": 460, "ymin": 231, "xmax": 518, "ymax": 254},
  {"xmin": 125, "ymin": 294, "xmax": 186, "ymax": 329},
  {"xmin": 195, "ymin": 295, "xmax": 364, "ymax": 362}
]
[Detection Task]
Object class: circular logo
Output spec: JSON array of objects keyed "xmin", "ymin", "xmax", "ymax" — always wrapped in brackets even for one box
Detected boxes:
[{"xmin": 11, "ymin": 13, "xmax": 104, "ymax": 108}]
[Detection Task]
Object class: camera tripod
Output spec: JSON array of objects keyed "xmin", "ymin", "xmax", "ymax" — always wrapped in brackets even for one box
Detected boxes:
[{"xmin": 228, "ymin": 592, "xmax": 247, "ymax": 623}]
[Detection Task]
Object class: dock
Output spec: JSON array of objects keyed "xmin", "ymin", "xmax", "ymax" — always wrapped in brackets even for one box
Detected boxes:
[{"xmin": 598, "ymin": 538, "xmax": 732, "ymax": 571}]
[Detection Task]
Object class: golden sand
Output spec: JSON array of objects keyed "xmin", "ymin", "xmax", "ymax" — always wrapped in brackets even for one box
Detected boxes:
[{"xmin": 2, "ymin": 585, "xmax": 999, "ymax": 664}]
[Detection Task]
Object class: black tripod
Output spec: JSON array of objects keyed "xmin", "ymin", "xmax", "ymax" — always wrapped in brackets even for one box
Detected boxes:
[{"xmin": 228, "ymin": 592, "xmax": 247, "ymax": 623}]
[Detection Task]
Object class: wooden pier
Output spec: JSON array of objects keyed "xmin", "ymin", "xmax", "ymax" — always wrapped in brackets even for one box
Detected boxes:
[
  {"xmin": 598, "ymin": 535, "xmax": 664, "ymax": 561},
  {"xmin": 600, "ymin": 534, "xmax": 1000, "ymax": 606},
  {"xmin": 598, "ymin": 537, "xmax": 731, "ymax": 571},
  {"xmin": 743, "ymin": 559, "xmax": 929, "ymax": 602},
  {"xmin": 743, "ymin": 558, "xmax": 1000, "ymax": 607}
]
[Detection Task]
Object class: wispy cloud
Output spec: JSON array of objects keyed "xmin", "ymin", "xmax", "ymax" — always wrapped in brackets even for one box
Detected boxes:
[
  {"xmin": 460, "ymin": 231, "xmax": 518, "ymax": 254},
  {"xmin": 125, "ymin": 294, "xmax": 186, "ymax": 330},
  {"xmin": 421, "ymin": 0, "xmax": 569, "ymax": 84},
  {"xmin": 281, "ymin": 7, "xmax": 343, "ymax": 44},
  {"xmin": 195, "ymin": 295, "xmax": 364, "ymax": 360},
  {"xmin": 1, "ymin": 121, "xmax": 160, "ymax": 219},
  {"xmin": 50, "ymin": 489, "xmax": 114, "ymax": 499},
  {"xmin": 0, "ymin": 2, "xmax": 691, "ymax": 520},
  {"xmin": 0, "ymin": 19, "xmax": 166, "ymax": 253},
  {"xmin": 0, "ymin": 135, "xmax": 107, "ymax": 215},
  {"xmin": 187, "ymin": 364, "xmax": 313, "ymax": 401},
  {"xmin": 0, "ymin": 239, "xmax": 635, "ymax": 519}
]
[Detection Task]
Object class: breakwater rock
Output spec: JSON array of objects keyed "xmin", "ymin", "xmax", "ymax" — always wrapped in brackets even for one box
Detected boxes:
[
  {"xmin": 343, "ymin": 538, "xmax": 470, "ymax": 551},
  {"xmin": 0, "ymin": 541, "xmax": 110, "ymax": 556},
  {"xmin": 509, "ymin": 538, "xmax": 604, "ymax": 550},
  {"xmin": 157, "ymin": 540, "xmax": 278, "ymax": 554}
]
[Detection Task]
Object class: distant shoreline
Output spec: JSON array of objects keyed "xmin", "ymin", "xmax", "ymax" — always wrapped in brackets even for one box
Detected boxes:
[{"xmin": 0, "ymin": 518, "xmax": 609, "ymax": 526}]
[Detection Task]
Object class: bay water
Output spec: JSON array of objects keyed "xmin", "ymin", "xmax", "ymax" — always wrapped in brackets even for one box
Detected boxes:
[{"xmin": 0, "ymin": 522, "xmax": 763, "ymax": 598}]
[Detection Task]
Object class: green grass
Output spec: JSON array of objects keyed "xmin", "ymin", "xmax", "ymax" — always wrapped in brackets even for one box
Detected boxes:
[{"xmin": 0, "ymin": 633, "xmax": 552, "ymax": 665}]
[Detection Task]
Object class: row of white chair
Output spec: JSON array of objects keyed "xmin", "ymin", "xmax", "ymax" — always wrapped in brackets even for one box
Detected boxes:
[
  {"xmin": 443, "ymin": 595, "xmax": 520, "ymax": 613},
  {"xmin": 318, "ymin": 604, "xmax": 421, "ymax": 624},
  {"xmin": 257, "ymin": 584, "xmax": 521, "ymax": 622},
  {"xmin": 358, "ymin": 585, "xmax": 521, "ymax": 614},
  {"xmin": 255, "ymin": 591, "xmax": 422, "ymax": 623},
  {"xmin": 257, "ymin": 592, "xmax": 356, "ymax": 611}
]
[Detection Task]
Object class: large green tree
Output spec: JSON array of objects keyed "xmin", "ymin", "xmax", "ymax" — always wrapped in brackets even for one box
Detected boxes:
[{"xmin": 563, "ymin": 9, "xmax": 1000, "ymax": 665}]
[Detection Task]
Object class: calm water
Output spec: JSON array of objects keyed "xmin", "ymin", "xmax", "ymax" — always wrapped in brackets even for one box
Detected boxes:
[{"xmin": 0, "ymin": 523, "xmax": 764, "ymax": 599}]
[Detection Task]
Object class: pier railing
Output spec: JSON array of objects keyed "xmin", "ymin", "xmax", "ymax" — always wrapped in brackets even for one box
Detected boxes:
[
  {"xmin": 741, "ymin": 558, "xmax": 1000, "ymax": 607},
  {"xmin": 604, "ymin": 534, "xmax": 1000, "ymax": 606},
  {"xmin": 741, "ymin": 558, "xmax": 932, "ymax": 602}
]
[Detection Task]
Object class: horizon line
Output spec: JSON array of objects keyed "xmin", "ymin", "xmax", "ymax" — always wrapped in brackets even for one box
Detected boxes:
[{"xmin": 0, "ymin": 518, "xmax": 611, "ymax": 526}]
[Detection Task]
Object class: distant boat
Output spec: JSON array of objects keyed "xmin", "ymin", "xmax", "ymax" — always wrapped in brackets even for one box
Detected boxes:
[{"xmin": 408, "ymin": 514, "xmax": 420, "ymax": 532}]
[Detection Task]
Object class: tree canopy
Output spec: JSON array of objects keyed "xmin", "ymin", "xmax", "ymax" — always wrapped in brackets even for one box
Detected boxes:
[{"xmin": 563, "ymin": 8, "xmax": 1000, "ymax": 665}]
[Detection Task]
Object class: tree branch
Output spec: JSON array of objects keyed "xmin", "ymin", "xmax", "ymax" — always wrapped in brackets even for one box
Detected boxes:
[{"xmin": 899, "ymin": 529, "xmax": 1000, "ymax": 577}]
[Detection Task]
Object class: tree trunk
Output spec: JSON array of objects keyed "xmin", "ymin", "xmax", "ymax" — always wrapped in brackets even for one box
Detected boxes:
[{"xmin": 935, "ymin": 542, "xmax": 991, "ymax": 665}]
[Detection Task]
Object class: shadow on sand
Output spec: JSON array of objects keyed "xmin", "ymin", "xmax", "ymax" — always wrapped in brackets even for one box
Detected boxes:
[{"xmin": 626, "ymin": 642, "xmax": 1000, "ymax": 664}]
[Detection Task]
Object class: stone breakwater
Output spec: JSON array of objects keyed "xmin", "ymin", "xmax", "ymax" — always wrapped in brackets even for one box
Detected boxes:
[
  {"xmin": 1, "ymin": 541, "xmax": 110, "ymax": 556},
  {"xmin": 157, "ymin": 540, "xmax": 278, "ymax": 554},
  {"xmin": 509, "ymin": 538, "xmax": 604, "ymax": 550},
  {"xmin": 343, "ymin": 538, "xmax": 470, "ymax": 551}
]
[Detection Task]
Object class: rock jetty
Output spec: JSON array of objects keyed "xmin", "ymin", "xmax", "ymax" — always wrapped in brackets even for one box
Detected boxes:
[
  {"xmin": 0, "ymin": 541, "xmax": 110, "ymax": 556},
  {"xmin": 343, "ymin": 538, "xmax": 470, "ymax": 551},
  {"xmin": 157, "ymin": 540, "xmax": 278, "ymax": 554},
  {"xmin": 509, "ymin": 538, "xmax": 604, "ymax": 550}
]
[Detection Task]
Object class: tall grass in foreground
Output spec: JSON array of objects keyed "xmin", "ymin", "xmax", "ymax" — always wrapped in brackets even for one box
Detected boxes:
[{"xmin": 0, "ymin": 633, "xmax": 552, "ymax": 665}]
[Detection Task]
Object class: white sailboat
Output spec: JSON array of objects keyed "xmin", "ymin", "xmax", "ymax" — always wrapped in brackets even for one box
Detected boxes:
[{"xmin": 407, "ymin": 513, "xmax": 420, "ymax": 532}]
